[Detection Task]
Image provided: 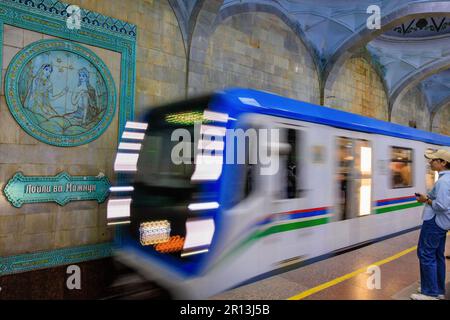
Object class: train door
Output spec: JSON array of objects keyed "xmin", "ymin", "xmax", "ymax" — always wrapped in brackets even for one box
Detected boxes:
[
  {"xmin": 218, "ymin": 113, "xmax": 291, "ymax": 273},
  {"xmin": 269, "ymin": 123, "xmax": 309, "ymax": 261},
  {"xmin": 272, "ymin": 124, "xmax": 305, "ymax": 204},
  {"xmin": 336, "ymin": 137, "xmax": 373, "ymax": 220}
]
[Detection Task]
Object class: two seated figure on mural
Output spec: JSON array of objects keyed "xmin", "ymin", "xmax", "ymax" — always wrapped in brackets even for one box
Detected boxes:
[
  {"xmin": 9, "ymin": 40, "xmax": 114, "ymax": 146},
  {"xmin": 20, "ymin": 58, "xmax": 106, "ymax": 134}
]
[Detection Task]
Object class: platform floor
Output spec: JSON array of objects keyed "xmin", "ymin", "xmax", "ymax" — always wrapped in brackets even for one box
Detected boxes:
[{"xmin": 210, "ymin": 229, "xmax": 450, "ymax": 300}]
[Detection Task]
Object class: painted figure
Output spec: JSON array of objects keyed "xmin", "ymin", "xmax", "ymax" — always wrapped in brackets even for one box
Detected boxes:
[
  {"xmin": 70, "ymin": 67, "xmax": 99, "ymax": 125},
  {"xmin": 23, "ymin": 63, "xmax": 68, "ymax": 117}
]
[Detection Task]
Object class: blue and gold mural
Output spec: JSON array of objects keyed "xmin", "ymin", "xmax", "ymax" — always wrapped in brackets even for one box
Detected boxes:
[{"xmin": 6, "ymin": 40, "xmax": 116, "ymax": 146}]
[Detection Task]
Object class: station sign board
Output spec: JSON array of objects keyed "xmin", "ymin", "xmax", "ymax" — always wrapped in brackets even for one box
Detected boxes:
[{"xmin": 3, "ymin": 172, "xmax": 111, "ymax": 208}]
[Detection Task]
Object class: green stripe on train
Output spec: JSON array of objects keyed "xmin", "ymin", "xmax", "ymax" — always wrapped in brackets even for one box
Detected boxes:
[
  {"xmin": 255, "ymin": 218, "xmax": 330, "ymax": 239},
  {"xmin": 239, "ymin": 217, "xmax": 330, "ymax": 249},
  {"xmin": 375, "ymin": 202, "xmax": 423, "ymax": 214},
  {"xmin": 217, "ymin": 203, "xmax": 421, "ymax": 269},
  {"xmin": 213, "ymin": 217, "xmax": 330, "ymax": 269}
]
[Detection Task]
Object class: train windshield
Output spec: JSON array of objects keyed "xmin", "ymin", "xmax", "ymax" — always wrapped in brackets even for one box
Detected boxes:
[
  {"xmin": 130, "ymin": 96, "xmax": 219, "ymax": 265},
  {"xmin": 137, "ymin": 123, "xmax": 197, "ymax": 195}
]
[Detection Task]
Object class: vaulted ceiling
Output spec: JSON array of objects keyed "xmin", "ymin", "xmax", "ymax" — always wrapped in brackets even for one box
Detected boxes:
[{"xmin": 169, "ymin": 0, "xmax": 450, "ymax": 114}]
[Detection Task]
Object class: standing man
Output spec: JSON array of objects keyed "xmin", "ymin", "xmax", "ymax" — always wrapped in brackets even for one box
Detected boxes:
[{"xmin": 410, "ymin": 149, "xmax": 450, "ymax": 300}]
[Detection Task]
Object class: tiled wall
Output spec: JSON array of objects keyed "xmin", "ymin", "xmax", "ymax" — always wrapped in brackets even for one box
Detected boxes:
[
  {"xmin": 188, "ymin": 11, "xmax": 320, "ymax": 104},
  {"xmin": 391, "ymin": 86, "xmax": 430, "ymax": 130},
  {"xmin": 69, "ymin": 0, "xmax": 187, "ymax": 116},
  {"xmin": 325, "ymin": 57, "xmax": 389, "ymax": 121},
  {"xmin": 432, "ymin": 103, "xmax": 450, "ymax": 136},
  {"xmin": 0, "ymin": 25, "xmax": 120, "ymax": 256}
]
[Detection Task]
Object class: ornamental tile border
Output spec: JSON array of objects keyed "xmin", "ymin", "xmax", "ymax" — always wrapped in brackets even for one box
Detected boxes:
[
  {"xmin": 0, "ymin": 242, "xmax": 114, "ymax": 276},
  {"xmin": 3, "ymin": 0, "xmax": 136, "ymax": 39},
  {"xmin": 0, "ymin": 0, "xmax": 135, "ymax": 273}
]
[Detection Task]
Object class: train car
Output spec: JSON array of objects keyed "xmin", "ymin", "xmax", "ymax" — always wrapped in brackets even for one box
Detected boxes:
[{"xmin": 107, "ymin": 88, "xmax": 450, "ymax": 299}]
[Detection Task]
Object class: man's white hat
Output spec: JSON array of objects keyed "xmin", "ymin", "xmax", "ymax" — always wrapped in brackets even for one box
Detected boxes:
[{"xmin": 424, "ymin": 149, "xmax": 450, "ymax": 163}]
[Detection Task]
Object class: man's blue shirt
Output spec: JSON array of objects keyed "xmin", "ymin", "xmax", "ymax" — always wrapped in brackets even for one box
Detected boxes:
[{"xmin": 423, "ymin": 170, "xmax": 450, "ymax": 230}]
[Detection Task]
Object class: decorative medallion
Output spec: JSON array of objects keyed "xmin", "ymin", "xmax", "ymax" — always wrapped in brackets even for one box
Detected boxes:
[{"xmin": 5, "ymin": 39, "xmax": 116, "ymax": 146}]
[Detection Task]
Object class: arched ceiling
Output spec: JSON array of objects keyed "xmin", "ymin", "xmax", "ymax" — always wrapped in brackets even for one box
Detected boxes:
[
  {"xmin": 420, "ymin": 69, "xmax": 450, "ymax": 113},
  {"xmin": 367, "ymin": 36, "xmax": 449, "ymax": 95},
  {"xmin": 168, "ymin": 0, "xmax": 205, "ymax": 52},
  {"xmin": 367, "ymin": 27, "xmax": 450, "ymax": 113},
  {"xmin": 169, "ymin": 0, "xmax": 450, "ymax": 114}
]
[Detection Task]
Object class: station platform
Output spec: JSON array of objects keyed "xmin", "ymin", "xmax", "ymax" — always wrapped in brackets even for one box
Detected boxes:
[{"xmin": 210, "ymin": 229, "xmax": 450, "ymax": 300}]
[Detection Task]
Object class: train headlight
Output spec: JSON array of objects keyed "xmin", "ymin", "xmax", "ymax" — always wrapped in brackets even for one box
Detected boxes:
[{"xmin": 139, "ymin": 220, "xmax": 171, "ymax": 246}]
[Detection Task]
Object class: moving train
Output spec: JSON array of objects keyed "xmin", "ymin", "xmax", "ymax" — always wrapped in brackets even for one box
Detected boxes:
[{"xmin": 107, "ymin": 88, "xmax": 450, "ymax": 299}]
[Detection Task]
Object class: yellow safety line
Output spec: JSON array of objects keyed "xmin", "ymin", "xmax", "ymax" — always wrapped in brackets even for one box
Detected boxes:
[
  {"xmin": 289, "ymin": 232, "xmax": 450, "ymax": 300},
  {"xmin": 288, "ymin": 245, "xmax": 419, "ymax": 300},
  {"xmin": 287, "ymin": 246, "xmax": 418, "ymax": 300}
]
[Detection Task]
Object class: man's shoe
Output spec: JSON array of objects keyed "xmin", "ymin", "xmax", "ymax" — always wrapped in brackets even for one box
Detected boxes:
[
  {"xmin": 410, "ymin": 293, "xmax": 439, "ymax": 300},
  {"xmin": 417, "ymin": 287, "xmax": 445, "ymax": 299}
]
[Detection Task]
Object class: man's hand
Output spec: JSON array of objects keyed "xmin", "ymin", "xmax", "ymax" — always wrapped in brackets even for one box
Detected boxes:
[{"xmin": 415, "ymin": 193, "xmax": 428, "ymax": 203}]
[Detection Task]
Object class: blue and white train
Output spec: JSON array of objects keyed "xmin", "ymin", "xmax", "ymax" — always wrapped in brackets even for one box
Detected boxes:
[{"xmin": 107, "ymin": 88, "xmax": 450, "ymax": 299}]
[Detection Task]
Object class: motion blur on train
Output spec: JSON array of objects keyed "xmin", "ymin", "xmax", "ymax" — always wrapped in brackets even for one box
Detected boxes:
[{"xmin": 106, "ymin": 88, "xmax": 450, "ymax": 299}]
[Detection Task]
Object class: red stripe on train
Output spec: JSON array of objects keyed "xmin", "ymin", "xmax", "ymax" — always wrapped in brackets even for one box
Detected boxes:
[
  {"xmin": 281, "ymin": 206, "xmax": 329, "ymax": 216},
  {"xmin": 377, "ymin": 195, "xmax": 416, "ymax": 203}
]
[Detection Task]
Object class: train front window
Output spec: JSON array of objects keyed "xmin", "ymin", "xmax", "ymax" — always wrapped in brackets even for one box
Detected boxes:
[
  {"xmin": 130, "ymin": 96, "xmax": 220, "ymax": 262},
  {"xmin": 139, "ymin": 127, "xmax": 196, "ymax": 191}
]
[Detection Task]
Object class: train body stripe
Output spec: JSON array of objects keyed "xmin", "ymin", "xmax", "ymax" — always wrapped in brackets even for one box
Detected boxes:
[
  {"xmin": 282, "ymin": 206, "xmax": 329, "ymax": 215},
  {"xmin": 285, "ymin": 209, "xmax": 329, "ymax": 221},
  {"xmin": 214, "ymin": 201, "xmax": 421, "ymax": 269},
  {"xmin": 376, "ymin": 196, "xmax": 417, "ymax": 206},
  {"xmin": 255, "ymin": 207, "xmax": 329, "ymax": 227},
  {"xmin": 377, "ymin": 195, "xmax": 416, "ymax": 203},
  {"xmin": 375, "ymin": 202, "xmax": 423, "ymax": 214},
  {"xmin": 255, "ymin": 218, "xmax": 329, "ymax": 239},
  {"xmin": 238, "ymin": 201, "xmax": 421, "ymax": 252},
  {"xmin": 214, "ymin": 217, "xmax": 330, "ymax": 268}
]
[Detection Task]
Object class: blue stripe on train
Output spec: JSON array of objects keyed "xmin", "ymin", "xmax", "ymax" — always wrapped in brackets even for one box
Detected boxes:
[
  {"xmin": 256, "ymin": 208, "xmax": 329, "ymax": 227},
  {"xmin": 376, "ymin": 196, "xmax": 417, "ymax": 207}
]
